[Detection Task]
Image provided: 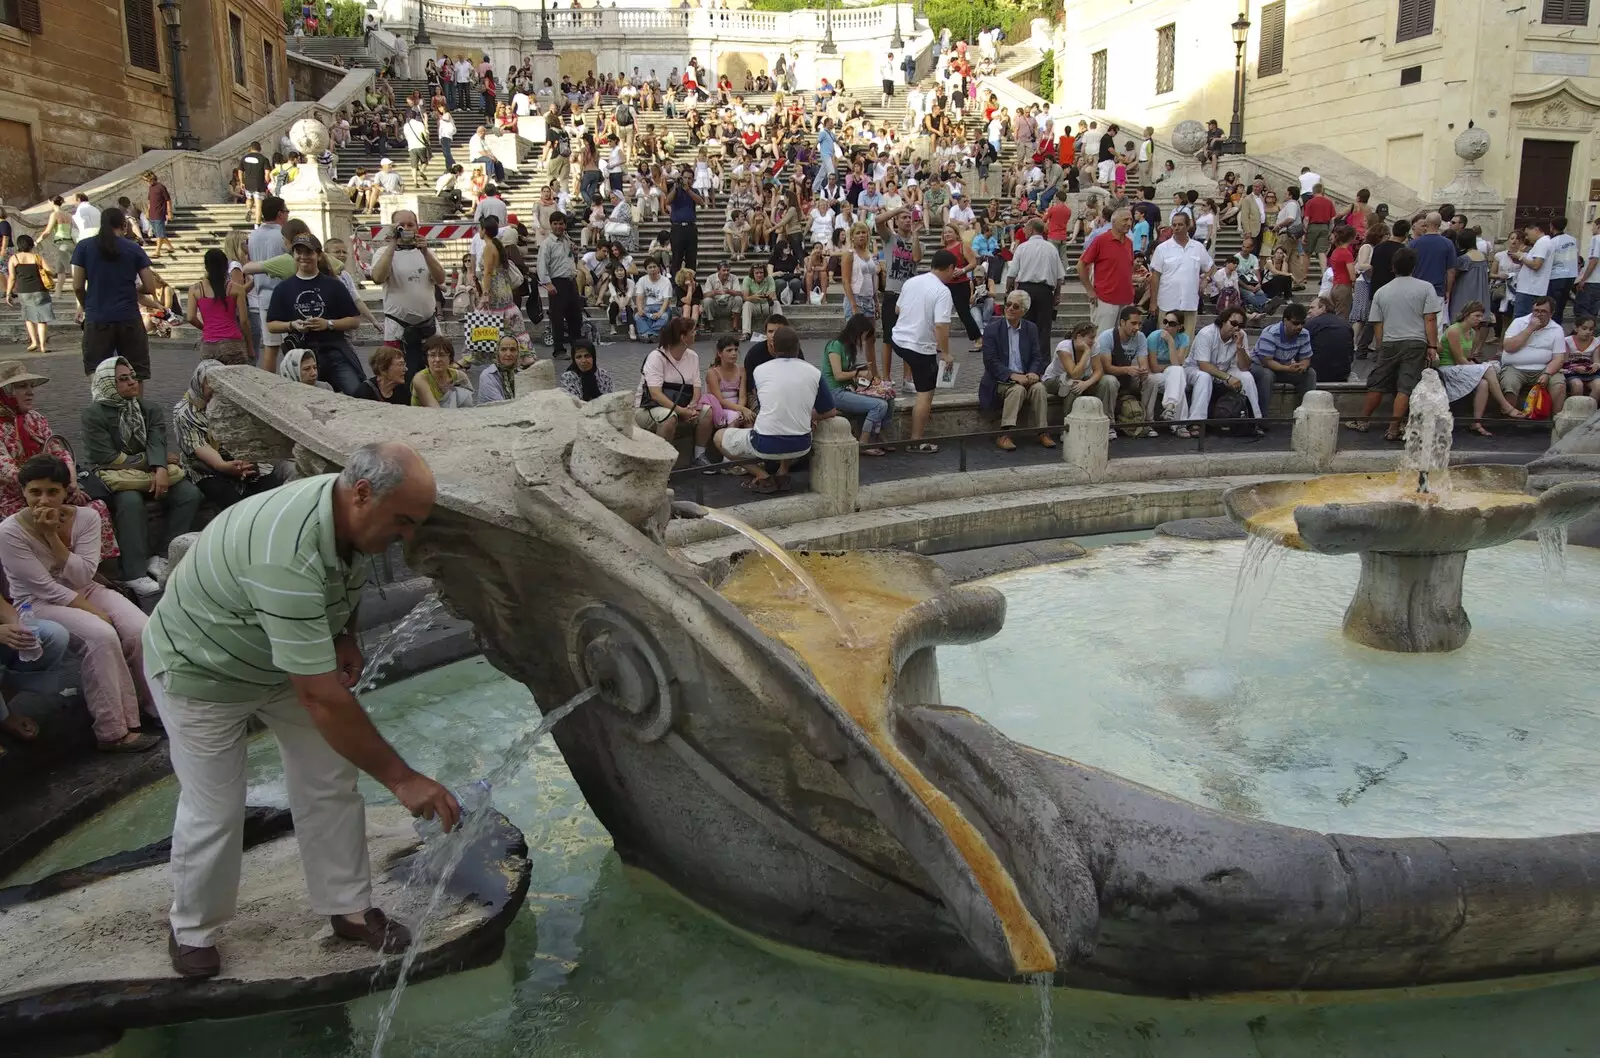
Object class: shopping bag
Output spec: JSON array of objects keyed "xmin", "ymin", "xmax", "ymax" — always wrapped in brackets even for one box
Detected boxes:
[{"xmin": 461, "ymin": 309, "xmax": 503, "ymax": 361}]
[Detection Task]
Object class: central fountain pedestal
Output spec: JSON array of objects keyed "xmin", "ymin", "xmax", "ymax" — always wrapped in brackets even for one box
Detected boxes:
[{"xmin": 1344, "ymin": 550, "xmax": 1470, "ymax": 653}]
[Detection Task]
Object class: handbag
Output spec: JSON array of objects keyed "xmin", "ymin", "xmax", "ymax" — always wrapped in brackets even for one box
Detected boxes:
[
  {"xmin": 638, "ymin": 349, "xmax": 695, "ymax": 408},
  {"xmin": 96, "ymin": 464, "xmax": 187, "ymax": 492},
  {"xmin": 1523, "ymin": 382, "xmax": 1553, "ymax": 421},
  {"xmin": 38, "ymin": 263, "xmax": 54, "ymax": 291},
  {"xmin": 460, "ymin": 308, "xmax": 504, "ymax": 360}
]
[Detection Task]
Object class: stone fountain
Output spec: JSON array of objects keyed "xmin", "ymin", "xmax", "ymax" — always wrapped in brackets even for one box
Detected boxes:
[
  {"xmin": 12, "ymin": 366, "xmax": 1600, "ymax": 1047},
  {"xmin": 1223, "ymin": 372, "xmax": 1600, "ymax": 652}
]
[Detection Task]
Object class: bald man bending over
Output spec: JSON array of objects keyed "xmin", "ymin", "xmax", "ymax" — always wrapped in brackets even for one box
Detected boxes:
[{"xmin": 144, "ymin": 442, "xmax": 461, "ymax": 978}]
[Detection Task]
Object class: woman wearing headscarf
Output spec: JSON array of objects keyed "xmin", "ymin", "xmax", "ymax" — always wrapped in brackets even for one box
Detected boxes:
[
  {"xmin": 80, "ymin": 356, "xmax": 202, "ymax": 595},
  {"xmin": 0, "ymin": 360, "xmax": 118, "ymax": 560},
  {"xmin": 559, "ymin": 339, "xmax": 614, "ymax": 401},
  {"xmin": 476, "ymin": 334, "xmax": 523, "ymax": 403},
  {"xmin": 277, "ymin": 347, "xmax": 334, "ymax": 390},
  {"xmin": 172, "ymin": 359, "xmax": 285, "ymax": 512}
]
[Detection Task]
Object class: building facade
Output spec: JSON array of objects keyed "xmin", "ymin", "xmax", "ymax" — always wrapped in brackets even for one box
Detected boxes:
[
  {"xmin": 1058, "ymin": 0, "xmax": 1600, "ymax": 232},
  {"xmin": 0, "ymin": 0, "xmax": 287, "ymax": 204}
]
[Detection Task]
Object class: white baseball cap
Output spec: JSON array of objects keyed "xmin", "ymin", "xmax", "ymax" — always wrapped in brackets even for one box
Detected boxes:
[{"xmin": 380, "ymin": 157, "xmax": 394, "ymax": 166}]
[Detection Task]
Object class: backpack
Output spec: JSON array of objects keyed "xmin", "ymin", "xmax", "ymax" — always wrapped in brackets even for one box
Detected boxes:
[
  {"xmin": 556, "ymin": 133, "xmax": 571, "ymax": 158},
  {"xmin": 1207, "ymin": 386, "xmax": 1253, "ymax": 435},
  {"xmin": 616, "ymin": 103, "xmax": 635, "ymax": 127}
]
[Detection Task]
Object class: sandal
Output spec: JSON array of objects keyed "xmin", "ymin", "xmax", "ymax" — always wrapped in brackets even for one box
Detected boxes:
[
  {"xmin": 907, "ymin": 442, "xmax": 940, "ymax": 454},
  {"xmin": 1342, "ymin": 420, "xmax": 1370, "ymax": 432},
  {"xmin": 1468, "ymin": 422, "xmax": 1494, "ymax": 437},
  {"xmin": 740, "ymin": 476, "xmax": 778, "ymax": 493},
  {"xmin": 1383, "ymin": 431, "xmax": 1404, "ymax": 443},
  {"xmin": 0, "ymin": 714, "xmax": 39, "ymax": 740},
  {"xmin": 862, "ymin": 447, "xmax": 888, "ymax": 456},
  {"xmin": 773, "ymin": 473, "xmax": 792, "ymax": 492}
]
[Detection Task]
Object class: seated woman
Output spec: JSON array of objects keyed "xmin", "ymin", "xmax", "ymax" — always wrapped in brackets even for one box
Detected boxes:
[
  {"xmin": 1435, "ymin": 301, "xmax": 1526, "ymax": 437},
  {"xmin": 172, "ymin": 359, "xmax": 285, "ymax": 511},
  {"xmin": 560, "ymin": 340, "xmax": 615, "ymax": 402},
  {"xmin": 823, "ymin": 314, "xmax": 892, "ymax": 456},
  {"xmin": 278, "ymin": 347, "xmax": 334, "ymax": 391},
  {"xmin": 412, "ymin": 334, "xmax": 476, "ymax": 408},
  {"xmin": 356, "ymin": 346, "xmax": 411, "ymax": 405},
  {"xmin": 477, "ymin": 335, "xmax": 524, "ymax": 403},
  {"xmin": 81, "ymin": 357, "xmax": 201, "ymax": 596},
  {"xmin": 697, "ymin": 335, "xmax": 753, "ymax": 467},
  {"xmin": 0, "ymin": 455, "xmax": 159, "ymax": 753},
  {"xmin": 1564, "ymin": 315, "xmax": 1600, "ymax": 399}
]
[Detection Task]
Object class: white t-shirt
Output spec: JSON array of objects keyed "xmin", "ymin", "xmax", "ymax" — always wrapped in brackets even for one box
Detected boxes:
[
  {"xmin": 635, "ymin": 273, "xmax": 672, "ymax": 306},
  {"xmin": 512, "ymin": 91, "xmax": 532, "ymax": 116},
  {"xmin": 1190, "ymin": 324, "xmax": 1248, "ymax": 370},
  {"xmin": 948, "ymin": 203, "xmax": 975, "ymax": 226},
  {"xmin": 1549, "ymin": 232, "xmax": 1581, "ymax": 280},
  {"xmin": 891, "ymin": 272, "xmax": 954, "ymax": 356},
  {"xmin": 1515, "ymin": 234, "xmax": 1554, "ymax": 296},
  {"xmin": 403, "ymin": 118, "xmax": 429, "ymax": 151},
  {"xmin": 73, "ymin": 202, "xmax": 101, "ymax": 241},
  {"xmin": 474, "ymin": 196, "xmax": 509, "ymax": 225},
  {"xmin": 1277, "ymin": 198, "xmax": 1301, "ymax": 225},
  {"xmin": 437, "ymin": 114, "xmax": 456, "ymax": 141},
  {"xmin": 1299, "ymin": 171, "xmax": 1321, "ymax": 196},
  {"xmin": 1588, "ymin": 233, "xmax": 1600, "ymax": 272},
  {"xmin": 1150, "ymin": 236, "xmax": 1214, "ymax": 311},
  {"xmin": 752, "ymin": 358, "xmax": 826, "ymax": 440},
  {"xmin": 376, "ymin": 170, "xmax": 403, "ymax": 193},
  {"xmin": 1502, "ymin": 315, "xmax": 1567, "ymax": 370},
  {"xmin": 380, "ymin": 247, "xmax": 437, "ymax": 338},
  {"xmin": 1042, "ymin": 339, "xmax": 1076, "ymax": 382}
]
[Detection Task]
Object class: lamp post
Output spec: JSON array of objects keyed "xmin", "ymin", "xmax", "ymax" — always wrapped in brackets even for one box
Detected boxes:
[
  {"xmin": 414, "ymin": 0, "xmax": 430, "ymax": 45},
  {"xmin": 1221, "ymin": 10, "xmax": 1250, "ymax": 155},
  {"xmin": 538, "ymin": 0, "xmax": 553, "ymax": 50},
  {"xmin": 156, "ymin": 0, "xmax": 197, "ymax": 150},
  {"xmin": 820, "ymin": 0, "xmax": 836, "ymax": 54},
  {"xmin": 891, "ymin": 1, "xmax": 903, "ymax": 50}
]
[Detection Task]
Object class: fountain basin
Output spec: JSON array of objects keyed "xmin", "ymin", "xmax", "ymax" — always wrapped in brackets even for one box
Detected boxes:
[{"xmin": 0, "ymin": 805, "xmax": 530, "ymax": 1048}]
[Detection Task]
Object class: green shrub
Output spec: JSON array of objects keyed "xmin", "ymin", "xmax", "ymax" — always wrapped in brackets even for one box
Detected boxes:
[{"xmin": 280, "ymin": 0, "xmax": 366, "ymax": 38}]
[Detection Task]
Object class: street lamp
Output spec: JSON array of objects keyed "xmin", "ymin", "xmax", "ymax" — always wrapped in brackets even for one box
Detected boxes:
[
  {"xmin": 538, "ymin": 0, "xmax": 553, "ymax": 50},
  {"xmin": 891, "ymin": 1, "xmax": 903, "ymax": 50},
  {"xmin": 820, "ymin": 0, "xmax": 836, "ymax": 54},
  {"xmin": 1221, "ymin": 9, "xmax": 1250, "ymax": 155},
  {"xmin": 156, "ymin": 0, "xmax": 197, "ymax": 150},
  {"xmin": 414, "ymin": 0, "xmax": 430, "ymax": 45}
]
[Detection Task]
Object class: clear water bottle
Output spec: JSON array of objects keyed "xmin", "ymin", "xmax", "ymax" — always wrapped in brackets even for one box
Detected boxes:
[
  {"xmin": 16, "ymin": 602, "xmax": 43, "ymax": 663},
  {"xmin": 413, "ymin": 778, "xmax": 492, "ymax": 842}
]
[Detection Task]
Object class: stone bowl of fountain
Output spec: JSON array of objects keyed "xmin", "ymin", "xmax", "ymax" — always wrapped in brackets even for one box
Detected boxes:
[{"xmin": 1223, "ymin": 372, "xmax": 1600, "ymax": 652}]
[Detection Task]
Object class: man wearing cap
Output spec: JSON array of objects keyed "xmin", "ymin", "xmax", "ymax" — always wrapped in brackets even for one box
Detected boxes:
[
  {"xmin": 266, "ymin": 233, "xmax": 366, "ymax": 395},
  {"xmin": 374, "ymin": 160, "xmax": 404, "ymax": 207},
  {"xmin": 146, "ymin": 443, "xmax": 460, "ymax": 979}
]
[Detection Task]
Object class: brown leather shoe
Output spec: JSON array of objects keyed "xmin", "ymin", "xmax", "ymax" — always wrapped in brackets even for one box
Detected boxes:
[
  {"xmin": 331, "ymin": 908, "xmax": 411, "ymax": 954},
  {"xmin": 1039, "ymin": 433, "xmax": 1057, "ymax": 448},
  {"xmin": 995, "ymin": 435, "xmax": 1017, "ymax": 451},
  {"xmin": 169, "ymin": 930, "xmax": 221, "ymax": 978}
]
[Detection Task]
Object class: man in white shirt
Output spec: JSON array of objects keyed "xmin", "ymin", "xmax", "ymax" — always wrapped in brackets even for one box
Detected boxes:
[
  {"xmin": 512, "ymin": 88, "xmax": 532, "ymax": 117},
  {"xmin": 469, "ymin": 126, "xmax": 503, "ymax": 183},
  {"xmin": 703, "ymin": 261, "xmax": 743, "ymax": 326},
  {"xmin": 1576, "ymin": 214, "xmax": 1600, "ymax": 321},
  {"xmin": 1546, "ymin": 216, "xmax": 1581, "ymax": 325},
  {"xmin": 1186, "ymin": 307, "xmax": 1264, "ymax": 427},
  {"xmin": 712, "ymin": 325, "xmax": 837, "ymax": 486},
  {"xmin": 369, "ymin": 210, "xmax": 447, "ymax": 380},
  {"xmin": 879, "ymin": 54, "xmax": 897, "ymax": 108},
  {"xmin": 402, "ymin": 114, "xmax": 430, "ymax": 189},
  {"xmin": 374, "ymin": 159, "xmax": 404, "ymax": 201},
  {"xmin": 1298, "ymin": 167, "xmax": 1321, "ymax": 200},
  {"xmin": 1007, "ymin": 219, "xmax": 1065, "ymax": 350},
  {"xmin": 1147, "ymin": 213, "xmax": 1214, "ymax": 336},
  {"xmin": 890, "ymin": 249, "xmax": 958, "ymax": 447},
  {"xmin": 453, "ymin": 57, "xmax": 475, "ymax": 110},
  {"xmin": 72, "ymin": 194, "xmax": 101, "ymax": 242},
  {"xmin": 1500, "ymin": 296, "xmax": 1568, "ymax": 415},
  {"xmin": 947, "ymin": 194, "xmax": 976, "ymax": 231},
  {"xmin": 1510, "ymin": 219, "xmax": 1554, "ymax": 319}
]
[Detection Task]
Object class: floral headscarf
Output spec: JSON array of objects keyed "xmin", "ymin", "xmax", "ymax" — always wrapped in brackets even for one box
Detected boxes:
[
  {"xmin": 278, "ymin": 348, "xmax": 314, "ymax": 384},
  {"xmin": 0, "ymin": 381, "xmax": 50, "ymax": 461},
  {"xmin": 90, "ymin": 356, "xmax": 147, "ymax": 455},
  {"xmin": 185, "ymin": 358, "xmax": 224, "ymax": 410}
]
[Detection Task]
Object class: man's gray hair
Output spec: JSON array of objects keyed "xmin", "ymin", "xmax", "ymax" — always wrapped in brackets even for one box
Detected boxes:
[
  {"xmin": 1007, "ymin": 289, "xmax": 1031, "ymax": 311},
  {"xmin": 1026, "ymin": 218, "xmax": 1046, "ymax": 236},
  {"xmin": 340, "ymin": 443, "xmax": 408, "ymax": 495}
]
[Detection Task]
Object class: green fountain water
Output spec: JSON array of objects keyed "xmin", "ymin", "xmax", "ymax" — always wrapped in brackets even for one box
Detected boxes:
[{"xmin": 13, "ymin": 543, "xmax": 1600, "ymax": 1056}]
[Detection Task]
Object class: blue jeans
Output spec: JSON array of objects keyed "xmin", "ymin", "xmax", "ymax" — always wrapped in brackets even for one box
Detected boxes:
[
  {"xmin": 831, "ymin": 386, "xmax": 891, "ymax": 434},
  {"xmin": 439, "ymin": 139, "xmax": 456, "ymax": 170},
  {"xmin": 316, "ymin": 340, "xmax": 368, "ymax": 396},
  {"xmin": 1513, "ymin": 291, "xmax": 1539, "ymax": 320},
  {"xmin": 0, "ymin": 618, "xmax": 71, "ymax": 720},
  {"xmin": 1549, "ymin": 277, "xmax": 1575, "ymax": 326}
]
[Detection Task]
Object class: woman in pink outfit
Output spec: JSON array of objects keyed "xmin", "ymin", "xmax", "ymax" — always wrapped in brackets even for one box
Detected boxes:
[{"xmin": 0, "ymin": 454, "xmax": 158, "ymax": 752}]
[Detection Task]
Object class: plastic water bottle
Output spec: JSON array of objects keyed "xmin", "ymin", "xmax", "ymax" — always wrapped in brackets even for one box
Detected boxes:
[
  {"xmin": 413, "ymin": 778, "xmax": 492, "ymax": 842},
  {"xmin": 16, "ymin": 602, "xmax": 43, "ymax": 663}
]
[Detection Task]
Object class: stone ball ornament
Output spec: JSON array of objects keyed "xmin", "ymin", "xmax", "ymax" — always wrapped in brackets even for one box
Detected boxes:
[
  {"xmin": 1170, "ymin": 119, "xmax": 1208, "ymax": 156},
  {"xmin": 1454, "ymin": 125, "xmax": 1491, "ymax": 163},
  {"xmin": 289, "ymin": 118, "xmax": 331, "ymax": 158}
]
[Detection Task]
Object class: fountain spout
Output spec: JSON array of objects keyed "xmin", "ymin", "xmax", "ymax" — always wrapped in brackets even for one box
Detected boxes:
[
  {"xmin": 1402, "ymin": 370, "xmax": 1454, "ymax": 499},
  {"xmin": 671, "ymin": 499, "xmax": 711, "ymax": 520}
]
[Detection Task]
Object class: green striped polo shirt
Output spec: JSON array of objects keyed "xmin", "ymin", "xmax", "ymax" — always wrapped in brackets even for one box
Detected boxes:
[{"xmin": 143, "ymin": 474, "xmax": 368, "ymax": 703}]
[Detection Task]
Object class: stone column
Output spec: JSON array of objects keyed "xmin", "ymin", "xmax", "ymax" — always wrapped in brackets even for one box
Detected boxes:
[
  {"xmin": 279, "ymin": 119, "xmax": 356, "ymax": 251},
  {"xmin": 810, "ymin": 415, "xmax": 859, "ymax": 516},
  {"xmin": 1290, "ymin": 390, "xmax": 1339, "ymax": 471},
  {"xmin": 1553, "ymin": 395, "xmax": 1597, "ymax": 445},
  {"xmin": 1063, "ymin": 397, "xmax": 1109, "ymax": 481},
  {"xmin": 1432, "ymin": 127, "xmax": 1506, "ymax": 243}
]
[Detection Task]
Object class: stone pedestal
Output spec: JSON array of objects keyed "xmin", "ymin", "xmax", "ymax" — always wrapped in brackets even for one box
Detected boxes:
[
  {"xmin": 1291, "ymin": 390, "xmax": 1339, "ymax": 471},
  {"xmin": 1342, "ymin": 550, "xmax": 1470, "ymax": 653},
  {"xmin": 1063, "ymin": 397, "xmax": 1109, "ymax": 481},
  {"xmin": 1553, "ymin": 395, "xmax": 1597, "ymax": 445},
  {"xmin": 1158, "ymin": 120, "xmax": 1223, "ymax": 201},
  {"xmin": 528, "ymin": 51, "xmax": 560, "ymax": 99},
  {"xmin": 280, "ymin": 118, "xmax": 357, "ymax": 251},
  {"xmin": 1433, "ymin": 127, "xmax": 1507, "ymax": 241},
  {"xmin": 810, "ymin": 415, "xmax": 859, "ymax": 516}
]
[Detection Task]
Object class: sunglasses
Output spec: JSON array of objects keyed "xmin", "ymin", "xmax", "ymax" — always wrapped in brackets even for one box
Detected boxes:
[{"xmin": 1163, "ymin": 318, "xmax": 1179, "ymax": 325}]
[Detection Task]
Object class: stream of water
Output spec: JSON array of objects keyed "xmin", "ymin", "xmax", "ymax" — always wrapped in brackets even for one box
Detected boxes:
[
  {"xmin": 355, "ymin": 594, "xmax": 447, "ymax": 695},
  {"xmin": 1538, "ymin": 525, "xmax": 1570, "ymax": 587},
  {"xmin": 699, "ymin": 510, "xmax": 862, "ymax": 646},
  {"xmin": 368, "ymin": 685, "xmax": 599, "ymax": 1057},
  {"xmin": 1223, "ymin": 532, "xmax": 1289, "ymax": 651},
  {"xmin": 1028, "ymin": 972, "xmax": 1054, "ymax": 1058}
]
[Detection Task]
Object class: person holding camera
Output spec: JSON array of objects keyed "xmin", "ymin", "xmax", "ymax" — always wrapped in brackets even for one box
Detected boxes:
[
  {"xmin": 370, "ymin": 210, "xmax": 446, "ymax": 382},
  {"xmin": 664, "ymin": 172, "xmax": 705, "ymax": 278}
]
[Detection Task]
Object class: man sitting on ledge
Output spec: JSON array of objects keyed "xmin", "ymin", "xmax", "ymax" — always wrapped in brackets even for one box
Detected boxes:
[
  {"xmin": 715, "ymin": 325, "xmax": 838, "ymax": 494},
  {"xmin": 1499, "ymin": 295, "xmax": 1568, "ymax": 417},
  {"xmin": 980, "ymin": 290, "xmax": 1053, "ymax": 450},
  {"xmin": 1249, "ymin": 301, "xmax": 1318, "ymax": 413}
]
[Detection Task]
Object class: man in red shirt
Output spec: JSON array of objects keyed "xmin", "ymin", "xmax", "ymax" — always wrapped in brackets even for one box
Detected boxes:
[
  {"xmin": 143, "ymin": 170, "xmax": 174, "ymax": 259},
  {"xmin": 1078, "ymin": 208, "xmax": 1135, "ymax": 334},
  {"xmin": 1045, "ymin": 197, "xmax": 1073, "ymax": 272},
  {"xmin": 1302, "ymin": 183, "xmax": 1338, "ymax": 274}
]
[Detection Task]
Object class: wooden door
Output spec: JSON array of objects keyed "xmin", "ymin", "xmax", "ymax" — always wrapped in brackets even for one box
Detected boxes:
[
  {"xmin": 1515, "ymin": 138, "xmax": 1573, "ymax": 229},
  {"xmin": 0, "ymin": 119, "xmax": 38, "ymax": 206}
]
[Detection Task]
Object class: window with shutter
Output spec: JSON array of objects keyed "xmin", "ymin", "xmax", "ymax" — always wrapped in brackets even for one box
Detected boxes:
[
  {"xmin": 264, "ymin": 41, "xmax": 277, "ymax": 104},
  {"xmin": 2, "ymin": 0, "xmax": 42, "ymax": 32},
  {"xmin": 1155, "ymin": 25, "xmax": 1176, "ymax": 95},
  {"xmin": 1541, "ymin": 0, "xmax": 1589, "ymax": 25},
  {"xmin": 1091, "ymin": 49, "xmax": 1107, "ymax": 110},
  {"xmin": 229, "ymin": 13, "xmax": 247, "ymax": 86},
  {"xmin": 124, "ymin": 0, "xmax": 161, "ymax": 72},
  {"xmin": 1396, "ymin": 0, "xmax": 1435, "ymax": 42},
  {"xmin": 1257, "ymin": 0, "xmax": 1286, "ymax": 77}
]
